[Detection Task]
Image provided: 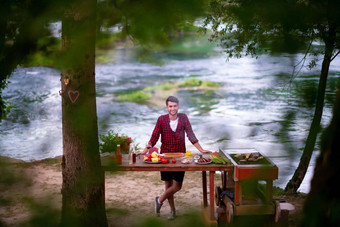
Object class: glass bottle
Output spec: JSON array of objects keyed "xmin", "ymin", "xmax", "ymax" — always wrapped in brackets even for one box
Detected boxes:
[
  {"xmin": 131, "ymin": 143, "xmax": 136, "ymax": 163},
  {"xmin": 116, "ymin": 144, "xmax": 122, "ymax": 164},
  {"xmin": 128, "ymin": 143, "xmax": 134, "ymax": 164}
]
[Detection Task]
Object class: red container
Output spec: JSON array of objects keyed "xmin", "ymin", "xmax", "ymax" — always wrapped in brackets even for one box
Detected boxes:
[
  {"xmin": 221, "ymin": 148, "xmax": 278, "ymax": 181},
  {"xmin": 220, "ymin": 148, "xmax": 278, "ymax": 206}
]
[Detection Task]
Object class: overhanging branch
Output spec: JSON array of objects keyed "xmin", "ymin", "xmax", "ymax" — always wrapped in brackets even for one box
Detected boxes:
[{"xmin": 331, "ymin": 50, "xmax": 340, "ymax": 62}]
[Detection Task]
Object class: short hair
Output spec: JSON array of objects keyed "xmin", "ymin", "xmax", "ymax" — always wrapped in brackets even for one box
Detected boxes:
[{"xmin": 166, "ymin": 96, "xmax": 179, "ymax": 105}]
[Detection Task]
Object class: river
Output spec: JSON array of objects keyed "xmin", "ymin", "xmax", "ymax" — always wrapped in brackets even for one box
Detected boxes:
[{"xmin": 1, "ymin": 49, "xmax": 339, "ymax": 193}]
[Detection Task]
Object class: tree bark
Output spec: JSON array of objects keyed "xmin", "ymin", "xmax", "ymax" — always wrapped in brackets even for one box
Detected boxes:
[
  {"xmin": 60, "ymin": 0, "xmax": 108, "ymax": 226},
  {"xmin": 284, "ymin": 24, "xmax": 336, "ymax": 194},
  {"xmin": 301, "ymin": 75, "xmax": 340, "ymax": 226}
]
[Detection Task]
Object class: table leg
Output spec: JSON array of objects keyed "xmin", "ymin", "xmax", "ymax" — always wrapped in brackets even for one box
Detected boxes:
[
  {"xmin": 235, "ymin": 181, "xmax": 242, "ymax": 205},
  {"xmin": 266, "ymin": 180, "xmax": 273, "ymax": 202},
  {"xmin": 222, "ymin": 171, "xmax": 227, "ymax": 190},
  {"xmin": 209, "ymin": 171, "xmax": 215, "ymax": 220},
  {"xmin": 202, "ymin": 171, "xmax": 208, "ymax": 207}
]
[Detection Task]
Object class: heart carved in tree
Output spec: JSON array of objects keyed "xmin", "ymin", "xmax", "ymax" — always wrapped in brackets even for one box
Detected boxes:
[{"xmin": 68, "ymin": 90, "xmax": 80, "ymax": 103}]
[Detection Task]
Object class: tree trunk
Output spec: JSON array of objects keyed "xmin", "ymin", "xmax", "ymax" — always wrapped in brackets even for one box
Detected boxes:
[
  {"xmin": 284, "ymin": 25, "xmax": 336, "ymax": 194},
  {"xmin": 301, "ymin": 76, "xmax": 340, "ymax": 226},
  {"xmin": 60, "ymin": 0, "xmax": 108, "ymax": 226}
]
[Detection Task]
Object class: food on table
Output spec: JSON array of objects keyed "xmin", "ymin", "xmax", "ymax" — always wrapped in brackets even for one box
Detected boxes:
[
  {"xmin": 144, "ymin": 152, "xmax": 161, "ymax": 162},
  {"xmin": 152, "ymin": 157, "xmax": 159, "ymax": 162},
  {"xmin": 181, "ymin": 159, "xmax": 192, "ymax": 164},
  {"xmin": 210, "ymin": 152, "xmax": 231, "ymax": 164},
  {"xmin": 185, "ymin": 150, "xmax": 193, "ymax": 158},
  {"xmin": 211, "ymin": 151, "xmax": 221, "ymax": 157},
  {"xmin": 159, "ymin": 156, "xmax": 169, "ymax": 164},
  {"xmin": 143, "ymin": 154, "xmax": 154, "ymax": 162},
  {"xmin": 143, "ymin": 152, "xmax": 171, "ymax": 164},
  {"xmin": 163, "ymin": 153, "xmax": 185, "ymax": 158},
  {"xmin": 172, "ymin": 159, "xmax": 177, "ymax": 163},
  {"xmin": 197, "ymin": 157, "xmax": 211, "ymax": 164},
  {"xmin": 230, "ymin": 152, "xmax": 268, "ymax": 164}
]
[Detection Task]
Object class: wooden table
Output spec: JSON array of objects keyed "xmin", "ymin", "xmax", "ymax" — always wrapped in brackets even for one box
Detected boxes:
[{"xmin": 102, "ymin": 155, "xmax": 233, "ymax": 224}]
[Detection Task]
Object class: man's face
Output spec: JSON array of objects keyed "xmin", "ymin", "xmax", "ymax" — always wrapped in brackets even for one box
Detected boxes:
[{"xmin": 166, "ymin": 101, "xmax": 179, "ymax": 116}]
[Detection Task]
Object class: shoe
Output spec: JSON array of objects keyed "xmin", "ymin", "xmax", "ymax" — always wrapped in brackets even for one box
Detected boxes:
[
  {"xmin": 155, "ymin": 196, "xmax": 163, "ymax": 216},
  {"xmin": 168, "ymin": 210, "xmax": 176, "ymax": 220}
]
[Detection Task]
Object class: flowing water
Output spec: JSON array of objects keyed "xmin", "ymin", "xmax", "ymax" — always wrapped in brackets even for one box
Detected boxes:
[{"xmin": 1, "ymin": 49, "xmax": 340, "ymax": 193}]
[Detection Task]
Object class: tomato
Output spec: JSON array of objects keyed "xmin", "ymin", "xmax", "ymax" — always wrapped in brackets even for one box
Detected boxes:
[
  {"xmin": 211, "ymin": 152, "xmax": 221, "ymax": 157},
  {"xmin": 147, "ymin": 154, "xmax": 152, "ymax": 159},
  {"xmin": 172, "ymin": 159, "xmax": 176, "ymax": 163},
  {"xmin": 161, "ymin": 159, "xmax": 167, "ymax": 164}
]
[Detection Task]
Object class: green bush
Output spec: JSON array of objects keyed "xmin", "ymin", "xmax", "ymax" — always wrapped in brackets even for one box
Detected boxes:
[
  {"xmin": 178, "ymin": 78, "xmax": 220, "ymax": 88},
  {"xmin": 117, "ymin": 79, "xmax": 220, "ymax": 103},
  {"xmin": 179, "ymin": 78, "xmax": 202, "ymax": 87},
  {"xmin": 202, "ymin": 80, "xmax": 220, "ymax": 88},
  {"xmin": 99, "ymin": 130, "xmax": 133, "ymax": 154},
  {"xmin": 118, "ymin": 91, "xmax": 152, "ymax": 102}
]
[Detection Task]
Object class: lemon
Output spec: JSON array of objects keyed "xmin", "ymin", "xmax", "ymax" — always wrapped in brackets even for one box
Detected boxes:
[{"xmin": 185, "ymin": 150, "xmax": 193, "ymax": 157}]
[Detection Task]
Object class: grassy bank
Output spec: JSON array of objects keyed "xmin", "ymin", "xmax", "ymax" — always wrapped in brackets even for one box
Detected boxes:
[{"xmin": 117, "ymin": 78, "xmax": 220, "ymax": 103}]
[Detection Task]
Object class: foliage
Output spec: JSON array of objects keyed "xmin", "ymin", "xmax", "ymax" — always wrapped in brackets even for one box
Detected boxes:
[
  {"xmin": 0, "ymin": 0, "xmax": 69, "ymax": 121},
  {"xmin": 300, "ymin": 81, "xmax": 340, "ymax": 226},
  {"xmin": 99, "ymin": 130, "xmax": 133, "ymax": 154},
  {"xmin": 0, "ymin": 1, "xmax": 209, "ymax": 226},
  {"xmin": 178, "ymin": 78, "xmax": 203, "ymax": 87},
  {"xmin": 202, "ymin": 0, "xmax": 340, "ymax": 195},
  {"xmin": 96, "ymin": 31, "xmax": 123, "ymax": 50},
  {"xmin": 22, "ymin": 37, "xmax": 61, "ymax": 67},
  {"xmin": 179, "ymin": 78, "xmax": 220, "ymax": 88},
  {"xmin": 0, "ymin": 0, "xmax": 209, "ymax": 122},
  {"xmin": 201, "ymin": 0, "xmax": 340, "ymax": 61},
  {"xmin": 94, "ymin": 25, "xmax": 218, "ymax": 65},
  {"xmin": 97, "ymin": 0, "xmax": 208, "ymax": 46},
  {"xmin": 118, "ymin": 90, "xmax": 152, "ymax": 103},
  {"xmin": 149, "ymin": 82, "xmax": 178, "ymax": 91}
]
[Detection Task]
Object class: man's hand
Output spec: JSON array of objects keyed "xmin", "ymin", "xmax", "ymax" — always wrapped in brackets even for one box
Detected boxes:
[
  {"xmin": 201, "ymin": 150, "xmax": 212, "ymax": 154},
  {"xmin": 137, "ymin": 147, "xmax": 149, "ymax": 155},
  {"xmin": 193, "ymin": 142, "xmax": 212, "ymax": 154}
]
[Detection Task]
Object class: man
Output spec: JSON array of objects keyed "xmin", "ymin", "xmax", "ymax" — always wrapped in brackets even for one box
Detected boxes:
[{"xmin": 138, "ymin": 96, "xmax": 211, "ymax": 220}]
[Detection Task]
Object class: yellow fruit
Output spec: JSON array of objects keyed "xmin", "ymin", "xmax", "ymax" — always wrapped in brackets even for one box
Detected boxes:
[
  {"xmin": 185, "ymin": 150, "xmax": 193, "ymax": 157},
  {"xmin": 151, "ymin": 152, "xmax": 158, "ymax": 158},
  {"xmin": 152, "ymin": 157, "xmax": 159, "ymax": 162}
]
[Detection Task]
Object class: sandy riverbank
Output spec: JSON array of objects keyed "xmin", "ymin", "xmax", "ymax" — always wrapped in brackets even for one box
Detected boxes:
[{"xmin": 0, "ymin": 156, "xmax": 306, "ymax": 226}]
